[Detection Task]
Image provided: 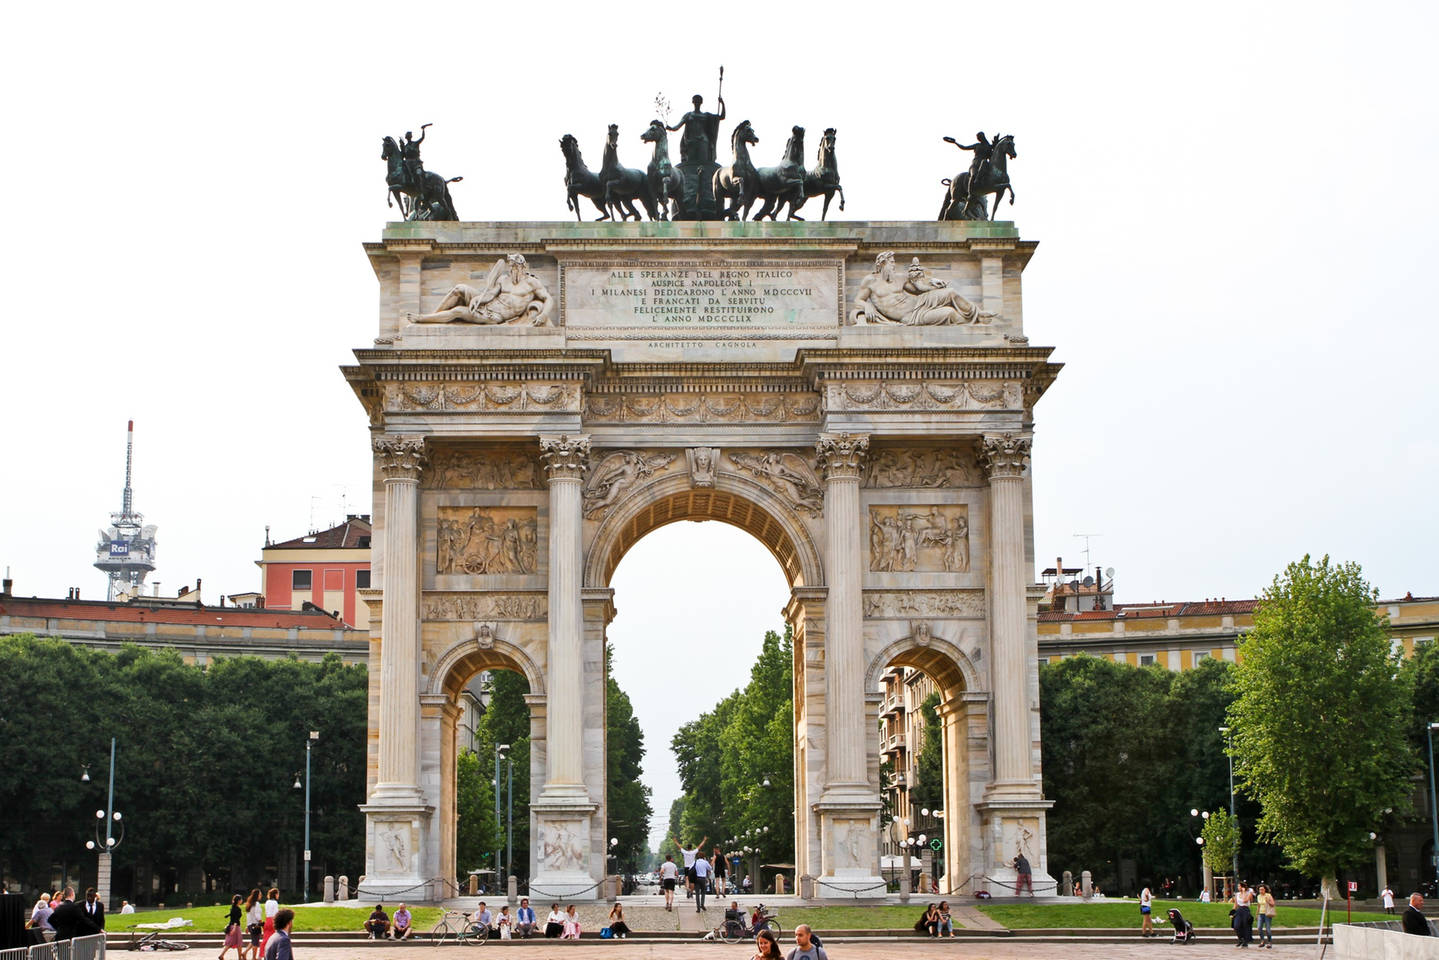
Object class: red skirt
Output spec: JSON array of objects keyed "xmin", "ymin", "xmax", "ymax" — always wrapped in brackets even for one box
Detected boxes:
[
  {"xmin": 262, "ymin": 918, "xmax": 275, "ymax": 942},
  {"xmin": 224, "ymin": 925, "xmax": 243, "ymax": 948}
]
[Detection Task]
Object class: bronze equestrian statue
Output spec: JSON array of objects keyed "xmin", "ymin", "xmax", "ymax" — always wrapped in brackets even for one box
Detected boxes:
[
  {"xmin": 939, "ymin": 132, "xmax": 1017, "ymax": 220},
  {"xmin": 381, "ymin": 133, "xmax": 460, "ymax": 221},
  {"xmin": 640, "ymin": 120, "xmax": 684, "ymax": 221}
]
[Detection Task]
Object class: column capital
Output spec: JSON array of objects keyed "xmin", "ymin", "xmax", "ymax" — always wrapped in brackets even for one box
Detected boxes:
[
  {"xmin": 980, "ymin": 433, "xmax": 1032, "ymax": 480},
  {"xmin": 373, "ymin": 435, "xmax": 428, "ymax": 481},
  {"xmin": 539, "ymin": 434, "xmax": 592, "ymax": 481},
  {"xmin": 815, "ymin": 432, "xmax": 870, "ymax": 481}
]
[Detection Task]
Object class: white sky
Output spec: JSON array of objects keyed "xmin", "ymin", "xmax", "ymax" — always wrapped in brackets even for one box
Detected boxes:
[{"xmin": 4, "ymin": 1, "xmax": 1437, "ymax": 846}]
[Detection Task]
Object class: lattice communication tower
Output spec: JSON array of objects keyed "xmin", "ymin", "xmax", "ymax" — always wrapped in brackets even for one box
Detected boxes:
[{"xmin": 93, "ymin": 420, "xmax": 158, "ymax": 600}]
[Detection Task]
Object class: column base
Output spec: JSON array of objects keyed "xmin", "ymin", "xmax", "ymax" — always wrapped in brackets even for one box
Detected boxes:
[
  {"xmin": 359, "ymin": 801, "xmax": 434, "ymax": 902},
  {"xmin": 813, "ymin": 800, "xmax": 886, "ymax": 900},
  {"xmin": 975, "ymin": 797, "xmax": 1056, "ymax": 897},
  {"xmin": 531, "ymin": 802, "xmax": 602, "ymax": 901}
]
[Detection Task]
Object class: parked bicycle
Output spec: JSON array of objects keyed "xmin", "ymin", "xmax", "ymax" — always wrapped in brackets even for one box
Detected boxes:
[{"xmin": 428, "ymin": 909, "xmax": 488, "ymax": 945}]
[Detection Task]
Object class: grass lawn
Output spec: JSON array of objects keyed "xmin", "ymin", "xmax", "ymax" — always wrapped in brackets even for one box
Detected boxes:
[
  {"xmin": 122, "ymin": 905, "xmax": 445, "ymax": 934},
  {"xmin": 977, "ymin": 900, "xmax": 1388, "ymax": 929},
  {"xmin": 782, "ymin": 905, "xmax": 944, "ymax": 930}
]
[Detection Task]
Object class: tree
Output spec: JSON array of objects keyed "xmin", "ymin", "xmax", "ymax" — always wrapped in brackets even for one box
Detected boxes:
[
  {"xmin": 909, "ymin": 692, "xmax": 944, "ymax": 813},
  {"xmin": 1200, "ymin": 808, "xmax": 1240, "ymax": 877},
  {"xmin": 471, "ymin": 670, "xmax": 531, "ymax": 880},
  {"xmin": 1229, "ymin": 555, "xmax": 1416, "ymax": 899},
  {"xmin": 455, "ymin": 750, "xmax": 496, "ymax": 875},
  {"xmin": 606, "ymin": 645, "xmax": 653, "ymax": 873}
]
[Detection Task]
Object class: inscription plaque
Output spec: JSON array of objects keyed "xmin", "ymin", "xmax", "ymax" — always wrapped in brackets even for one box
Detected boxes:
[{"xmin": 562, "ymin": 260, "xmax": 841, "ymax": 328}]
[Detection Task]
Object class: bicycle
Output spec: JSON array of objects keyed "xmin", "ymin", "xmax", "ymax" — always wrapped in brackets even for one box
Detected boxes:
[
  {"xmin": 132, "ymin": 931, "xmax": 190, "ymax": 951},
  {"xmin": 750, "ymin": 903, "xmax": 782, "ymax": 935},
  {"xmin": 428, "ymin": 909, "xmax": 488, "ymax": 945},
  {"xmin": 128, "ymin": 920, "xmax": 194, "ymax": 951},
  {"xmin": 701, "ymin": 913, "xmax": 748, "ymax": 944}
]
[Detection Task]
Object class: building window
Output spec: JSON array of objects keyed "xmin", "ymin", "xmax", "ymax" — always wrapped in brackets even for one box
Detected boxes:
[
  {"xmin": 356, "ymin": 570, "xmax": 371, "ymax": 589},
  {"xmin": 1194, "ymin": 652, "xmax": 1210, "ymax": 663},
  {"xmin": 292, "ymin": 569, "xmax": 312, "ymax": 591},
  {"xmin": 1139, "ymin": 654, "xmax": 1156, "ymax": 667}
]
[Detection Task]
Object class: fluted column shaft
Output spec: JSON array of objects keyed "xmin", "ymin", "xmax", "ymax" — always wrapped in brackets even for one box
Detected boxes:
[
  {"xmin": 982, "ymin": 434, "xmax": 1033, "ymax": 786},
  {"xmin": 817, "ymin": 433, "xmax": 869, "ymax": 788},
  {"xmin": 540, "ymin": 435, "xmax": 590, "ymax": 794},
  {"xmin": 374, "ymin": 435, "xmax": 427, "ymax": 796}
]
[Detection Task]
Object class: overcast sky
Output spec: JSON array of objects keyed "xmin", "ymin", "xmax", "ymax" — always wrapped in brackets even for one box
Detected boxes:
[{"xmin": 3, "ymin": 2, "xmax": 1436, "ymax": 847}]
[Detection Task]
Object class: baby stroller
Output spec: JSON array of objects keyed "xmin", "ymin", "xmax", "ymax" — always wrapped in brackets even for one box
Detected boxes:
[{"xmin": 1167, "ymin": 907, "xmax": 1196, "ymax": 943}]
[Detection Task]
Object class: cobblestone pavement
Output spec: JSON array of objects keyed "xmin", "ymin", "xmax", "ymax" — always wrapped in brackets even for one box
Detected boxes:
[{"xmin": 296, "ymin": 939, "xmax": 1321, "ymax": 959}]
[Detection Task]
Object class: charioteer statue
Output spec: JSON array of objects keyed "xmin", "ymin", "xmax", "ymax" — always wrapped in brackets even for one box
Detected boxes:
[
  {"xmin": 938, "ymin": 130, "xmax": 1017, "ymax": 221},
  {"xmin": 663, "ymin": 68, "xmax": 727, "ymax": 219}
]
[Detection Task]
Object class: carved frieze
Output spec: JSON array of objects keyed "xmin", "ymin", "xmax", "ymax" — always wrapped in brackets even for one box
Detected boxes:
[
  {"xmin": 864, "ymin": 447, "xmax": 979, "ymax": 488},
  {"xmin": 423, "ymin": 592, "xmax": 547, "ymax": 621},
  {"xmin": 583, "ymin": 450, "xmax": 678, "ymax": 518},
  {"xmin": 825, "ymin": 381, "xmax": 1021, "ymax": 412},
  {"xmin": 727, "ymin": 449, "xmax": 824, "ymax": 516},
  {"xmin": 424, "ymin": 446, "xmax": 543, "ymax": 489},
  {"xmin": 436, "ymin": 507, "xmax": 539, "ymax": 575},
  {"xmin": 869, "ymin": 506, "xmax": 970, "ymax": 573},
  {"xmin": 863, "ymin": 590, "xmax": 985, "ymax": 619},
  {"xmin": 384, "ymin": 382, "xmax": 581, "ymax": 413},
  {"xmin": 585, "ymin": 392, "xmax": 821, "ymax": 424},
  {"xmin": 538, "ymin": 818, "xmax": 588, "ymax": 872}
]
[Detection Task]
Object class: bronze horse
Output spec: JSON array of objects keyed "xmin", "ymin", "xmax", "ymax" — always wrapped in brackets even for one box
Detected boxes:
[
  {"xmin": 939, "ymin": 133, "xmax": 1017, "ymax": 221},
  {"xmin": 381, "ymin": 136, "xmax": 460, "ymax": 221},
  {"xmin": 714, "ymin": 121, "xmax": 804, "ymax": 221},
  {"xmin": 751, "ymin": 126, "xmax": 809, "ymax": 221},
  {"xmin": 640, "ymin": 120, "xmax": 684, "ymax": 221},
  {"xmin": 790, "ymin": 127, "xmax": 845, "ymax": 221},
  {"xmin": 560, "ymin": 133, "xmax": 611, "ymax": 221},
  {"xmin": 599, "ymin": 123, "xmax": 658, "ymax": 221}
]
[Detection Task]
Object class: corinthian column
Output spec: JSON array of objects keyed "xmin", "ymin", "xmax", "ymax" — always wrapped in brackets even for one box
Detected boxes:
[
  {"xmin": 538, "ymin": 434, "xmax": 590, "ymax": 801},
  {"xmin": 372, "ymin": 435, "xmax": 427, "ymax": 801},
  {"xmin": 816, "ymin": 432, "xmax": 869, "ymax": 790},
  {"xmin": 981, "ymin": 433, "xmax": 1034, "ymax": 791}
]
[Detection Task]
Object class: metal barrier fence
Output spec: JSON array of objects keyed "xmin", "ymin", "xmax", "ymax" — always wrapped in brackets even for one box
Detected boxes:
[{"xmin": 21, "ymin": 933, "xmax": 105, "ymax": 960}]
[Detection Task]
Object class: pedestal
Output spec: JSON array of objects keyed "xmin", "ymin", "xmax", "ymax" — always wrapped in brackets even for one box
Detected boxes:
[
  {"xmin": 674, "ymin": 160, "xmax": 721, "ymax": 220},
  {"xmin": 358, "ymin": 804, "xmax": 435, "ymax": 901},
  {"xmin": 529, "ymin": 806, "xmax": 599, "ymax": 900}
]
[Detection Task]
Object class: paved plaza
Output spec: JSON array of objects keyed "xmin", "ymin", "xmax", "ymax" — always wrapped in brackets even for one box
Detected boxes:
[{"xmin": 297, "ymin": 942, "xmax": 1321, "ymax": 959}]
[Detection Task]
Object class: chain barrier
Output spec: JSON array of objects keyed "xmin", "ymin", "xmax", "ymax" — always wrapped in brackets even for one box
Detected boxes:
[
  {"xmin": 527, "ymin": 879, "xmax": 604, "ymax": 900},
  {"xmin": 351, "ymin": 877, "xmax": 459, "ymax": 899},
  {"xmin": 814, "ymin": 878, "xmax": 889, "ymax": 899}
]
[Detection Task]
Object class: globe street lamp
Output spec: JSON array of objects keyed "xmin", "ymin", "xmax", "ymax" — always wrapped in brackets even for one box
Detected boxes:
[
  {"xmin": 495, "ymin": 744, "xmax": 512, "ymax": 886},
  {"xmin": 301, "ymin": 731, "xmax": 319, "ymax": 902},
  {"xmin": 1188, "ymin": 808, "xmax": 1210, "ymax": 897},
  {"xmin": 1425, "ymin": 722, "xmax": 1439, "ymax": 887},
  {"xmin": 82, "ymin": 738, "xmax": 123, "ymax": 908}
]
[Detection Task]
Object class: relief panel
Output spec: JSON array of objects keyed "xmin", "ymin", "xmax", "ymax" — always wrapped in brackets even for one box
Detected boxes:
[{"xmin": 436, "ymin": 507, "xmax": 538, "ymax": 575}]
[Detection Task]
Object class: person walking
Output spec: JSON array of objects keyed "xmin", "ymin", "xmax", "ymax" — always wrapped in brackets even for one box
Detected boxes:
[
  {"xmin": 693, "ymin": 851, "xmax": 712, "ymax": 912},
  {"xmin": 1383, "ymin": 885, "xmax": 1396, "ymax": 914},
  {"xmin": 244, "ymin": 889, "xmax": 264, "ymax": 958},
  {"xmin": 787, "ymin": 924, "xmax": 829, "ymax": 960},
  {"xmin": 1013, "ymin": 853, "xmax": 1034, "ymax": 896},
  {"xmin": 82, "ymin": 887, "xmax": 106, "ymax": 931},
  {"xmin": 751, "ymin": 927, "xmax": 783, "ymax": 960},
  {"xmin": 1139, "ymin": 884, "xmax": 1154, "ymax": 937},
  {"xmin": 219, "ymin": 894, "xmax": 245, "ymax": 960},
  {"xmin": 659, "ymin": 854, "xmax": 679, "ymax": 911},
  {"xmin": 1403, "ymin": 892, "xmax": 1431, "ymax": 936},
  {"xmin": 712, "ymin": 845, "xmax": 728, "ymax": 896},
  {"xmin": 263, "ymin": 909, "xmax": 294, "ymax": 960},
  {"xmin": 262, "ymin": 888, "xmax": 280, "ymax": 946},
  {"xmin": 49, "ymin": 888, "xmax": 101, "ymax": 942},
  {"xmin": 1256, "ymin": 883, "xmax": 1276, "ymax": 949},
  {"xmin": 1231, "ymin": 880, "xmax": 1255, "ymax": 947},
  {"xmin": 678, "ymin": 834, "xmax": 708, "ymax": 900}
]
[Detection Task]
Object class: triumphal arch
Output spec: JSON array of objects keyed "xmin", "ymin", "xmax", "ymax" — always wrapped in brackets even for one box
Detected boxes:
[{"xmin": 343, "ymin": 219, "xmax": 1060, "ymax": 900}]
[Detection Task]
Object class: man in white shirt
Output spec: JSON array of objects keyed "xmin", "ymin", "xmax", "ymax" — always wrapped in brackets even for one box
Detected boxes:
[
  {"xmin": 678, "ymin": 835, "xmax": 708, "ymax": 899},
  {"xmin": 119, "ymin": 901, "xmax": 135, "ymax": 915},
  {"xmin": 659, "ymin": 855, "xmax": 679, "ymax": 911}
]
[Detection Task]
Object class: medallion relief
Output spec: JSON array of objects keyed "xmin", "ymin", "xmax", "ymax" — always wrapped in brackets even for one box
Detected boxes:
[
  {"xmin": 384, "ymin": 381, "xmax": 581, "ymax": 413},
  {"xmin": 825, "ymin": 380, "xmax": 1021, "ymax": 412},
  {"xmin": 585, "ymin": 391, "xmax": 820, "ymax": 424},
  {"xmin": 863, "ymin": 590, "xmax": 985, "ymax": 619},
  {"xmin": 436, "ymin": 507, "xmax": 539, "ymax": 575},
  {"xmin": 582, "ymin": 451, "xmax": 678, "ymax": 518},
  {"xmin": 869, "ymin": 505, "xmax": 970, "ymax": 572},
  {"xmin": 423, "ymin": 593, "xmax": 546, "ymax": 621},
  {"xmin": 424, "ymin": 446, "xmax": 543, "ymax": 489},
  {"xmin": 727, "ymin": 449, "xmax": 824, "ymax": 516},
  {"xmin": 864, "ymin": 447, "xmax": 978, "ymax": 488}
]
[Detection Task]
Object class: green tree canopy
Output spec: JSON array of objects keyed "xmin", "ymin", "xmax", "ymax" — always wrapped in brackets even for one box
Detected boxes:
[{"xmin": 1229, "ymin": 555, "xmax": 1416, "ymax": 896}]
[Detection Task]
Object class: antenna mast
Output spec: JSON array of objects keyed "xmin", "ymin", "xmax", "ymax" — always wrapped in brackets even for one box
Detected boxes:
[{"xmin": 94, "ymin": 420, "xmax": 158, "ymax": 601}]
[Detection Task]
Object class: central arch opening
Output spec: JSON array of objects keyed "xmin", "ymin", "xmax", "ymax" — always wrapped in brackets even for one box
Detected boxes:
[{"xmin": 593, "ymin": 479, "xmax": 811, "ymax": 895}]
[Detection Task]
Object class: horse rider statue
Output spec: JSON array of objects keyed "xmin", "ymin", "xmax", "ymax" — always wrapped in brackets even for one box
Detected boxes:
[
  {"xmin": 400, "ymin": 123, "xmax": 431, "ymax": 193},
  {"xmin": 947, "ymin": 132, "xmax": 993, "ymax": 196}
]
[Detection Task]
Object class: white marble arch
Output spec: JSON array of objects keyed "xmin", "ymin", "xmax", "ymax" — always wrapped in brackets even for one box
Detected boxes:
[{"xmin": 864, "ymin": 633, "xmax": 986, "ymax": 893}]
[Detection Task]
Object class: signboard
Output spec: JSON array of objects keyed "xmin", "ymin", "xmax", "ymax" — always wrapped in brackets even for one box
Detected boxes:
[
  {"xmin": 109, "ymin": 541, "xmax": 130, "ymax": 557},
  {"xmin": 1348, "ymin": 881, "xmax": 1358, "ymax": 893}
]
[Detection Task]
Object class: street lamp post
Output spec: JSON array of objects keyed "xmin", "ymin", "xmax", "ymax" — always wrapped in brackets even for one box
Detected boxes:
[
  {"xmin": 303, "ymin": 731, "xmax": 318, "ymax": 903},
  {"xmin": 1425, "ymin": 722, "xmax": 1439, "ymax": 887},
  {"xmin": 82, "ymin": 738, "xmax": 123, "ymax": 909},
  {"xmin": 1219, "ymin": 726, "xmax": 1238, "ymax": 881},
  {"xmin": 495, "ymin": 744, "xmax": 510, "ymax": 885}
]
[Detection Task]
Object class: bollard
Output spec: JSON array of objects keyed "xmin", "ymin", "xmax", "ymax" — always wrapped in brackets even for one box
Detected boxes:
[
  {"xmin": 774, "ymin": 875, "xmax": 786, "ymax": 895},
  {"xmin": 1062, "ymin": 870, "xmax": 1073, "ymax": 898},
  {"xmin": 323, "ymin": 875, "xmax": 335, "ymax": 904},
  {"xmin": 507, "ymin": 875, "xmax": 518, "ymax": 906},
  {"xmin": 799, "ymin": 875, "xmax": 816, "ymax": 899},
  {"xmin": 1081, "ymin": 870, "xmax": 1092, "ymax": 899},
  {"xmin": 468, "ymin": 873, "xmax": 478, "ymax": 895},
  {"xmin": 338, "ymin": 875, "xmax": 348, "ymax": 901}
]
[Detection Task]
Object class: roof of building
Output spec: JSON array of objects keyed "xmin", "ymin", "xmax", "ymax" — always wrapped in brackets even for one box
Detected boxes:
[
  {"xmin": 267, "ymin": 515, "xmax": 372, "ymax": 550},
  {"xmin": 0, "ymin": 595, "xmax": 349, "ymax": 630},
  {"xmin": 1038, "ymin": 595, "xmax": 1435, "ymax": 624}
]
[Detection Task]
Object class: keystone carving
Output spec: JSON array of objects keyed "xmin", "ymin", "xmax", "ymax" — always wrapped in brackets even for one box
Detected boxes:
[{"xmin": 686, "ymin": 447, "xmax": 720, "ymax": 487}]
